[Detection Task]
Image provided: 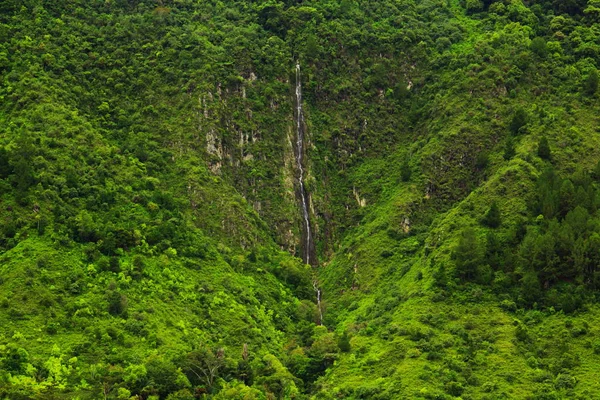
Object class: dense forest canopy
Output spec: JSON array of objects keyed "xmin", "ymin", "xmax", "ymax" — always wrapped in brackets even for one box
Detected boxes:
[{"xmin": 1, "ymin": 0, "xmax": 600, "ymax": 398}]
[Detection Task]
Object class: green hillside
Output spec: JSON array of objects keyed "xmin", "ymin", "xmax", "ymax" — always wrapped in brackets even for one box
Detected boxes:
[{"xmin": 2, "ymin": 0, "xmax": 600, "ymax": 399}]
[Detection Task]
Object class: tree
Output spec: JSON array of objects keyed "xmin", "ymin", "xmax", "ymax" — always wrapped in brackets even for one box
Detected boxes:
[
  {"xmin": 585, "ymin": 0, "xmax": 600, "ymax": 21},
  {"xmin": 476, "ymin": 151, "xmax": 489, "ymax": 170},
  {"xmin": 572, "ymin": 237, "xmax": 588, "ymax": 281},
  {"xmin": 535, "ymin": 167, "xmax": 560, "ymax": 218},
  {"xmin": 213, "ymin": 381, "xmax": 263, "ymax": 399},
  {"xmin": 122, "ymin": 364, "xmax": 149, "ymax": 394},
  {"xmin": 553, "ymin": 0, "xmax": 586, "ymax": 16},
  {"xmin": 257, "ymin": 4, "xmax": 288, "ymax": 38},
  {"xmin": 107, "ymin": 290, "xmax": 128, "ymax": 317},
  {"xmin": 11, "ymin": 134, "xmax": 35, "ymax": 203},
  {"xmin": 305, "ymin": 34, "xmax": 319, "ymax": 60},
  {"xmin": 256, "ymin": 354, "xmax": 299, "ymax": 399},
  {"xmin": 340, "ymin": 0, "xmax": 354, "ymax": 14},
  {"xmin": 304, "ymin": 330, "xmax": 338, "ymax": 384},
  {"xmin": 237, "ymin": 344, "xmax": 253, "ymax": 386},
  {"xmin": 503, "ymin": 138, "xmax": 516, "ymax": 160},
  {"xmin": 509, "ymin": 108, "xmax": 528, "ymax": 135},
  {"xmin": 183, "ymin": 347, "xmax": 226, "ymax": 393},
  {"xmin": 524, "ymin": 229, "xmax": 560, "ymax": 285},
  {"xmin": 485, "ymin": 231, "xmax": 503, "ymax": 270},
  {"xmin": 452, "ymin": 228, "xmax": 482, "ymax": 281},
  {"xmin": 432, "ymin": 263, "xmax": 449, "ymax": 289},
  {"xmin": 75, "ymin": 211, "xmax": 100, "ymax": 242},
  {"xmin": 337, "ymin": 331, "xmax": 351, "ymax": 353},
  {"xmin": 565, "ymin": 206, "xmax": 590, "ymax": 235},
  {"xmin": 585, "ymin": 233, "xmax": 600, "ymax": 288},
  {"xmin": 559, "ymin": 179, "xmax": 575, "ymax": 216},
  {"xmin": 593, "ymin": 159, "xmax": 600, "ymax": 181},
  {"xmin": 531, "ymin": 37, "xmax": 548, "ymax": 58},
  {"xmin": 518, "ymin": 247, "xmax": 542, "ymax": 307},
  {"xmin": 482, "ymin": 201, "xmax": 501, "ymax": 228},
  {"xmin": 400, "ymin": 159, "xmax": 411, "ymax": 182},
  {"xmin": 0, "ymin": 147, "xmax": 11, "ymax": 179},
  {"xmin": 87, "ymin": 363, "xmax": 123, "ymax": 400},
  {"xmin": 465, "ymin": 0, "xmax": 483, "ymax": 14},
  {"xmin": 145, "ymin": 357, "xmax": 190, "ymax": 398},
  {"xmin": 537, "ymin": 136, "xmax": 551, "ymax": 160},
  {"xmin": 584, "ymin": 69, "xmax": 598, "ymax": 96}
]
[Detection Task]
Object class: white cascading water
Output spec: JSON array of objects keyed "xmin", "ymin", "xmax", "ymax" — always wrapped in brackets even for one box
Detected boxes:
[
  {"xmin": 295, "ymin": 62, "xmax": 312, "ymax": 266},
  {"xmin": 313, "ymin": 281, "xmax": 323, "ymax": 326},
  {"xmin": 295, "ymin": 62, "xmax": 323, "ymax": 325}
]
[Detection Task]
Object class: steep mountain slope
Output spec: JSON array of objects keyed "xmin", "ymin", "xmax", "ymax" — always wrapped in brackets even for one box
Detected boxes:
[
  {"xmin": 316, "ymin": 2, "xmax": 600, "ymax": 399},
  {"xmin": 2, "ymin": 0, "xmax": 600, "ymax": 399},
  {"xmin": 0, "ymin": 2, "xmax": 319, "ymax": 398}
]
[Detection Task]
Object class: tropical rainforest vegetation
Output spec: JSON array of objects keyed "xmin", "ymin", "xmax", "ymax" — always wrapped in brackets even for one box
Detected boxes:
[{"xmin": 2, "ymin": 0, "xmax": 600, "ymax": 398}]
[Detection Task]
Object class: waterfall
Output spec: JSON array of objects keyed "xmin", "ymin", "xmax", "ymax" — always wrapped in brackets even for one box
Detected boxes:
[
  {"xmin": 294, "ymin": 62, "xmax": 314, "ymax": 266},
  {"xmin": 295, "ymin": 62, "xmax": 323, "ymax": 326},
  {"xmin": 313, "ymin": 281, "xmax": 323, "ymax": 325}
]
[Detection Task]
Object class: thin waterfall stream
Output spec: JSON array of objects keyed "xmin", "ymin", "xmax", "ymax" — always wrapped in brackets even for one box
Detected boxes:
[
  {"xmin": 295, "ymin": 62, "xmax": 312, "ymax": 265},
  {"xmin": 294, "ymin": 62, "xmax": 323, "ymax": 325}
]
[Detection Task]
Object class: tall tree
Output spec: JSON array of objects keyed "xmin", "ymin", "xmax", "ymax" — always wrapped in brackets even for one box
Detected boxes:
[{"xmin": 453, "ymin": 228, "xmax": 482, "ymax": 281}]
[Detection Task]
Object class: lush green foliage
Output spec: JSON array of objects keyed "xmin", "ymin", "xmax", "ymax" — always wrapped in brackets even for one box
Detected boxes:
[{"xmin": 3, "ymin": 0, "xmax": 600, "ymax": 398}]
